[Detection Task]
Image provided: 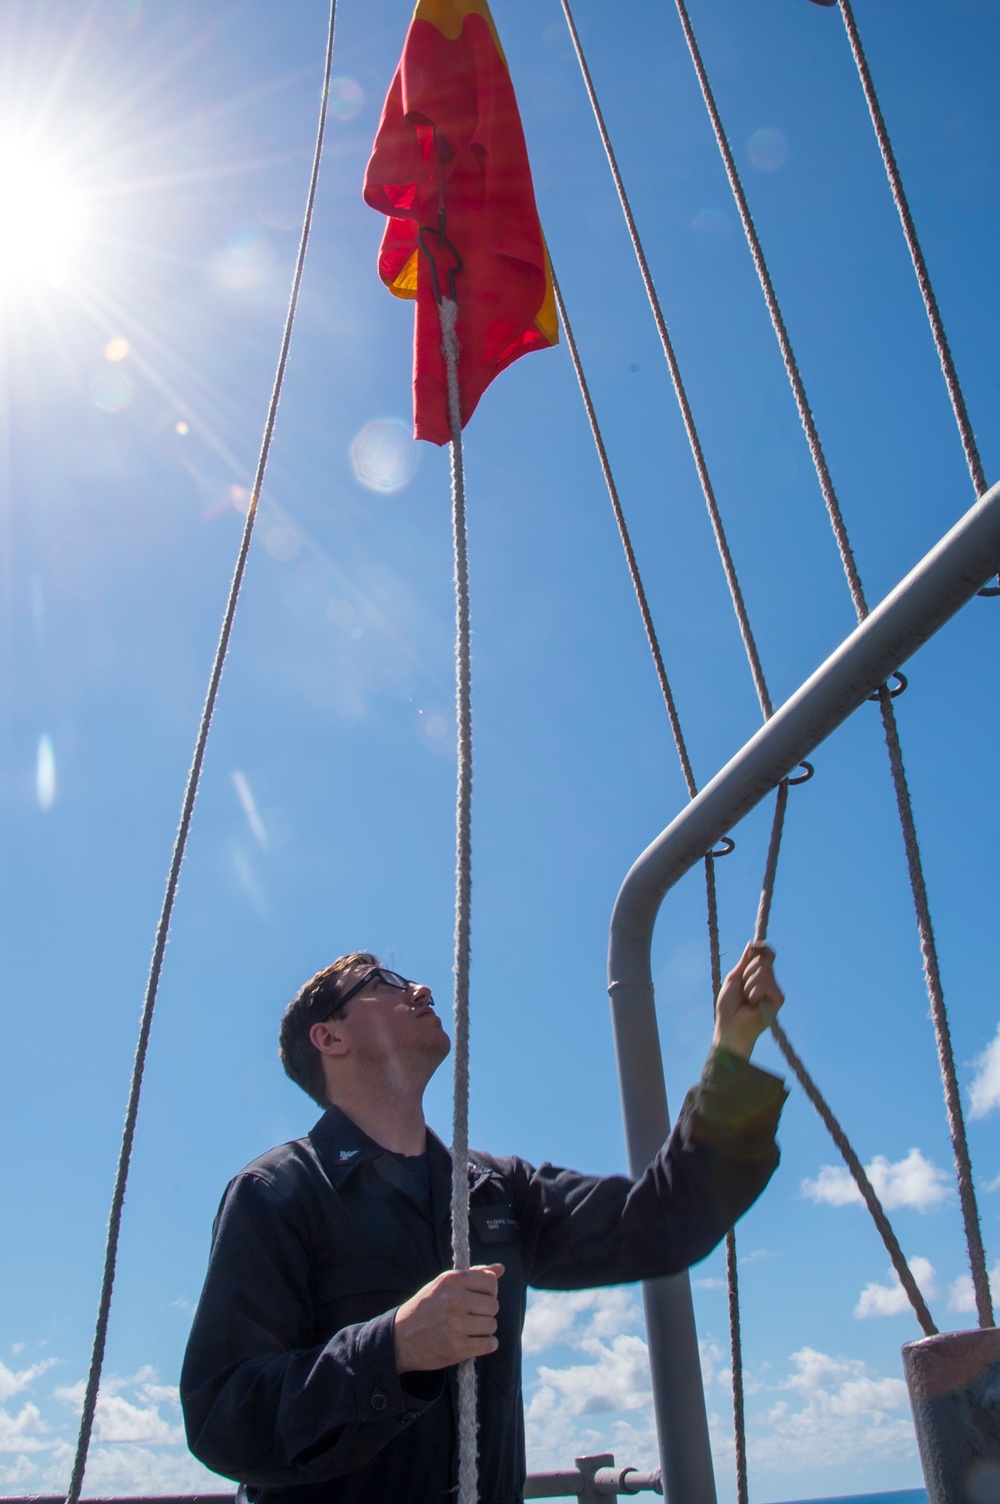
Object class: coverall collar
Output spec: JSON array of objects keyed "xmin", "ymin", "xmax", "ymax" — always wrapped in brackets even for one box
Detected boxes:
[{"xmin": 309, "ymin": 1102, "xmax": 496, "ymax": 1193}]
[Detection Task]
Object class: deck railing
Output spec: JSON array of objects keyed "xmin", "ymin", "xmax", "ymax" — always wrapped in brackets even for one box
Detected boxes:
[{"xmin": 3, "ymin": 1458, "xmax": 664, "ymax": 1504}]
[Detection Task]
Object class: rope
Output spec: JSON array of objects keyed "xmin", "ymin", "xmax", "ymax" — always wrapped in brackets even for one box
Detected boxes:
[
  {"xmin": 555, "ymin": 252, "xmax": 760, "ymax": 1481},
  {"xmin": 554, "ymin": 207, "xmax": 937, "ymax": 1492},
  {"xmin": 758, "ymin": 783, "xmax": 939, "ymax": 1338},
  {"xmin": 550, "ymin": 268, "xmax": 699, "ymax": 797},
  {"xmin": 756, "ymin": 792, "xmax": 937, "ymax": 1332},
  {"xmin": 553, "ymin": 14, "xmax": 809, "ymax": 1479},
  {"xmin": 555, "ymin": 245, "xmax": 765, "ymax": 1490},
  {"xmin": 836, "ymin": 0, "xmax": 989, "ymax": 504},
  {"xmin": 754, "ymin": 788, "xmax": 939, "ymax": 1340},
  {"xmin": 760, "ymin": 800, "xmax": 938, "ymax": 1341},
  {"xmin": 558, "ymin": 0, "xmax": 773, "ymax": 722},
  {"xmin": 672, "ymin": 0, "xmax": 993, "ymax": 1330},
  {"xmin": 440, "ymin": 295, "xmax": 479, "ymax": 1504},
  {"xmin": 724, "ymin": 781, "xmax": 795, "ymax": 1504},
  {"xmin": 875, "ymin": 686, "xmax": 994, "ymax": 1326},
  {"xmin": 62, "ymin": 8, "xmax": 339, "ymax": 1501},
  {"xmin": 706, "ymin": 859, "xmax": 753, "ymax": 1504},
  {"xmin": 554, "ymin": 21, "xmax": 950, "ymax": 1484},
  {"xmin": 725, "ymin": 781, "xmax": 788, "ymax": 1504},
  {"xmin": 770, "ymin": 1010, "xmax": 938, "ymax": 1334},
  {"xmin": 672, "ymin": 0, "xmax": 869, "ymax": 620},
  {"xmin": 725, "ymin": 1233, "xmax": 749, "ymax": 1504},
  {"xmin": 753, "ymin": 782, "xmax": 789, "ymax": 951}
]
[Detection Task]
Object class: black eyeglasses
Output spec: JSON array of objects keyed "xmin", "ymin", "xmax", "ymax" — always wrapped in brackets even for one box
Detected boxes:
[{"xmin": 319, "ymin": 967, "xmax": 415, "ymax": 1019}]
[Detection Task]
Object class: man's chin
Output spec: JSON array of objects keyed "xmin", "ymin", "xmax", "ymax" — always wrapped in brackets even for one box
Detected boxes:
[{"xmin": 428, "ymin": 1032, "xmax": 452, "ymax": 1064}]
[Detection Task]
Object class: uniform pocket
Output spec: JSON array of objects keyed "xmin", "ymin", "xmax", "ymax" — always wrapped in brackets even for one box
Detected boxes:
[{"xmin": 311, "ymin": 1257, "xmax": 408, "ymax": 1336}]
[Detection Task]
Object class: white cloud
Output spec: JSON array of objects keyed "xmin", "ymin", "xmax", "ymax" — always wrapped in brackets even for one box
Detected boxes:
[
  {"xmin": 0, "ymin": 1360, "xmax": 56, "ymax": 1405},
  {"xmin": 802, "ymin": 1165, "xmax": 862, "ymax": 1208},
  {"xmin": 946, "ymin": 1261, "xmax": 1000, "ymax": 1314},
  {"xmin": 969, "ymin": 1023, "xmax": 1000, "ymax": 1119},
  {"xmin": 523, "ymin": 1287, "xmax": 658, "ymax": 1471},
  {"xmin": 75, "ymin": 1444, "xmax": 218, "ymax": 1494},
  {"xmin": 699, "ymin": 1336, "xmax": 735, "ymax": 1397},
  {"xmin": 55, "ymin": 1370, "xmax": 185, "ymax": 1445},
  {"xmin": 523, "ymin": 1295, "xmax": 919, "ymax": 1488},
  {"xmin": 749, "ymin": 1348, "xmax": 914, "ymax": 1473},
  {"xmin": 96, "ymin": 1395, "xmax": 184, "ymax": 1446},
  {"xmin": 0, "ymin": 1363, "xmax": 220, "ymax": 1496},
  {"xmin": 802, "ymin": 1149, "xmax": 950, "ymax": 1212},
  {"xmin": 986, "ymin": 1173, "xmax": 1000, "ymax": 1193},
  {"xmin": 0, "ymin": 1401, "xmax": 49, "ymax": 1453},
  {"xmin": 533, "ymin": 1333, "xmax": 653, "ymax": 1418},
  {"xmin": 522, "ymin": 1287, "xmax": 641, "ymax": 1355},
  {"xmin": 854, "ymin": 1257, "xmax": 937, "ymax": 1319},
  {"xmin": 0, "ymin": 1452, "xmax": 43, "ymax": 1487},
  {"xmin": 775, "ymin": 1347, "xmax": 908, "ymax": 1413}
]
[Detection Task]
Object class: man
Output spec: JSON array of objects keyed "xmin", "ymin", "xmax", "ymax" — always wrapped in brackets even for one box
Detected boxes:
[{"xmin": 181, "ymin": 943, "xmax": 787, "ymax": 1504}]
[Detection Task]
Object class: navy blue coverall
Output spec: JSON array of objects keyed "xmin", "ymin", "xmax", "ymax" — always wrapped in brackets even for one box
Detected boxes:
[{"xmin": 181, "ymin": 1048, "xmax": 786, "ymax": 1504}]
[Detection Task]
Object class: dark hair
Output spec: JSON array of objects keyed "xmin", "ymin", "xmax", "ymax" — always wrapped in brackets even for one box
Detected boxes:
[{"xmin": 279, "ymin": 952, "xmax": 378, "ymax": 1106}]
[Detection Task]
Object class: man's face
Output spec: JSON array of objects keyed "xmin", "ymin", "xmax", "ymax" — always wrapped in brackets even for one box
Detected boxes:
[{"xmin": 326, "ymin": 965, "xmax": 451, "ymax": 1078}]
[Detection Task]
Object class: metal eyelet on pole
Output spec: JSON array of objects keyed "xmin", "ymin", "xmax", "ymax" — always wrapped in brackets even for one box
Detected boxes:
[
  {"xmin": 868, "ymin": 671, "xmax": 907, "ymax": 701},
  {"xmin": 710, "ymin": 836, "xmax": 735, "ymax": 857},
  {"xmin": 786, "ymin": 761, "xmax": 814, "ymax": 786}
]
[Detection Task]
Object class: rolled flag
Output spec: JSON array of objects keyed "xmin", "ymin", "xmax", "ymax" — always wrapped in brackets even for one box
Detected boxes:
[{"xmin": 364, "ymin": 0, "xmax": 559, "ymax": 446}]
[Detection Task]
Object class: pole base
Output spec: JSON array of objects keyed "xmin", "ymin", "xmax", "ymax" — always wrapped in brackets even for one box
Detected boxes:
[{"xmin": 902, "ymin": 1327, "xmax": 1000, "ymax": 1504}]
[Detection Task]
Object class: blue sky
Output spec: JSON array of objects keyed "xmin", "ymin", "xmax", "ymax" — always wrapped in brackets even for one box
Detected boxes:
[{"xmin": 1, "ymin": 1, "xmax": 999, "ymax": 1501}]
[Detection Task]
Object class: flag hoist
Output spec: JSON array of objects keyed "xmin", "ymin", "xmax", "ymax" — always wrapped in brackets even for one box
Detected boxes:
[{"xmin": 365, "ymin": 4, "xmax": 557, "ymax": 1499}]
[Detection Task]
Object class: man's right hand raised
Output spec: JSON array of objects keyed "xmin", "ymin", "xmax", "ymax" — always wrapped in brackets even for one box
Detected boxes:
[{"xmin": 393, "ymin": 1264, "xmax": 504, "ymax": 1373}]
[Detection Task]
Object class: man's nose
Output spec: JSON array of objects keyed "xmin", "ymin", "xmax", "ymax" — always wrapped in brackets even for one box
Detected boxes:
[{"xmin": 410, "ymin": 982, "xmax": 433, "ymax": 1007}]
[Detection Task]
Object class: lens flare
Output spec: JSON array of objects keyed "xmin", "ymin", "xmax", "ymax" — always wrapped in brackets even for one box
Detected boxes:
[
  {"xmin": 692, "ymin": 207, "xmax": 731, "ymax": 243},
  {"xmin": 264, "ymin": 523, "xmax": 300, "ymax": 562},
  {"xmin": 231, "ymin": 770, "xmax": 269, "ymax": 850},
  {"xmin": 104, "ymin": 336, "xmax": 130, "ymax": 362},
  {"xmin": 350, "ymin": 418, "xmax": 419, "ymax": 494},
  {"xmin": 329, "ymin": 77, "xmax": 364, "ymax": 122},
  {"xmin": 90, "ymin": 369, "xmax": 132, "ymax": 412},
  {"xmin": 0, "ymin": 139, "xmax": 90, "ymax": 288},
  {"xmin": 747, "ymin": 128, "xmax": 789, "ymax": 172},
  {"xmin": 36, "ymin": 735, "xmax": 56, "ymax": 810},
  {"xmin": 212, "ymin": 226, "xmax": 273, "ymax": 292}
]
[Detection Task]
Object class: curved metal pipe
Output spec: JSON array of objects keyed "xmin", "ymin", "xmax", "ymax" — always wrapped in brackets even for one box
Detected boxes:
[{"xmin": 607, "ymin": 480, "xmax": 1000, "ymax": 1504}]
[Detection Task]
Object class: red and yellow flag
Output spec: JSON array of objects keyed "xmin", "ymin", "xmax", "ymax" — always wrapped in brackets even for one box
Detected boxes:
[{"xmin": 364, "ymin": 0, "xmax": 558, "ymax": 446}]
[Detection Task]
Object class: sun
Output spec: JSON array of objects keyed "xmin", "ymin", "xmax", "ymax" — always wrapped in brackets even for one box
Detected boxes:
[{"xmin": 0, "ymin": 138, "xmax": 90, "ymax": 288}]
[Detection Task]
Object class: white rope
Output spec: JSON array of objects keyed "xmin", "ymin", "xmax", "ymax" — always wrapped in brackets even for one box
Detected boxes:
[
  {"xmin": 62, "ymin": 7, "xmax": 339, "ymax": 1501},
  {"xmin": 441, "ymin": 295, "xmax": 478, "ymax": 1504},
  {"xmin": 670, "ymin": 0, "xmax": 994, "ymax": 1327}
]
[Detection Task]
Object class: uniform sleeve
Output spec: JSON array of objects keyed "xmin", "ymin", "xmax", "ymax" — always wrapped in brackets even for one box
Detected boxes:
[
  {"xmin": 514, "ymin": 1049, "xmax": 787, "ymax": 1289},
  {"xmin": 180, "ymin": 1171, "xmax": 442, "ymax": 1488}
]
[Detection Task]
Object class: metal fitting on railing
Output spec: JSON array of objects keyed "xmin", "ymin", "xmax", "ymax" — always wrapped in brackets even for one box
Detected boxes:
[{"xmin": 524, "ymin": 1453, "xmax": 664, "ymax": 1500}]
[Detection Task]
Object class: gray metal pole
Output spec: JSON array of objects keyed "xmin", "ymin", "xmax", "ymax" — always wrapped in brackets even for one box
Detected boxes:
[{"xmin": 607, "ymin": 480, "xmax": 1000, "ymax": 1504}]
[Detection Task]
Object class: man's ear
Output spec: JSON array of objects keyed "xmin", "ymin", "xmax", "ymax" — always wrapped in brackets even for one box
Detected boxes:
[{"xmin": 309, "ymin": 1017, "xmax": 350, "ymax": 1058}]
